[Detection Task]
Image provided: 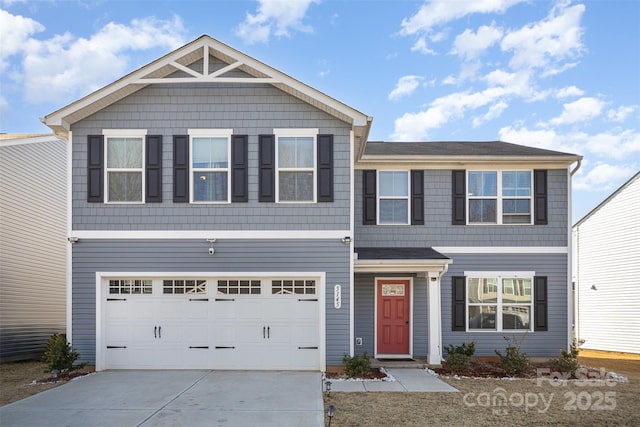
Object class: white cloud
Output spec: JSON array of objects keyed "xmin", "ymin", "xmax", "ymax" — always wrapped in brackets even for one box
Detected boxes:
[
  {"xmin": 549, "ymin": 97, "xmax": 605, "ymax": 126},
  {"xmin": 400, "ymin": 0, "xmax": 524, "ymax": 35},
  {"xmin": 389, "ymin": 75, "xmax": 423, "ymax": 100},
  {"xmin": 498, "ymin": 125, "xmax": 640, "ymax": 161},
  {"xmin": 235, "ymin": 0, "xmax": 320, "ymax": 44},
  {"xmin": 392, "ymin": 86, "xmax": 512, "ymax": 140},
  {"xmin": 573, "ymin": 162, "xmax": 638, "ymax": 191},
  {"xmin": 410, "ymin": 36, "xmax": 436, "ymax": 55},
  {"xmin": 473, "ymin": 101, "xmax": 508, "ymax": 127},
  {"xmin": 451, "ymin": 24, "xmax": 503, "ymax": 60},
  {"xmin": 20, "ymin": 15, "xmax": 186, "ymax": 103},
  {"xmin": 0, "ymin": 8, "xmax": 44, "ymax": 71},
  {"xmin": 501, "ymin": 2, "xmax": 585, "ymax": 73},
  {"xmin": 555, "ymin": 85, "xmax": 584, "ymax": 99},
  {"xmin": 607, "ymin": 105, "xmax": 635, "ymax": 122}
]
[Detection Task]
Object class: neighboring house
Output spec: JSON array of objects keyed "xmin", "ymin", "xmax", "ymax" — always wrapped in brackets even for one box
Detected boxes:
[
  {"xmin": 573, "ymin": 172, "xmax": 640, "ymax": 354},
  {"xmin": 0, "ymin": 134, "xmax": 67, "ymax": 362},
  {"xmin": 41, "ymin": 35, "xmax": 581, "ymax": 371}
]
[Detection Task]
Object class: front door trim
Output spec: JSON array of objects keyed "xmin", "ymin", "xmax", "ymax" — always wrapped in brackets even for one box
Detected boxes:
[{"xmin": 374, "ymin": 276, "xmax": 413, "ymax": 359}]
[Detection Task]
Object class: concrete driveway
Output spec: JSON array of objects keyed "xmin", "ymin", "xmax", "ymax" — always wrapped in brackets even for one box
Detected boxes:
[{"xmin": 0, "ymin": 370, "xmax": 324, "ymax": 427}]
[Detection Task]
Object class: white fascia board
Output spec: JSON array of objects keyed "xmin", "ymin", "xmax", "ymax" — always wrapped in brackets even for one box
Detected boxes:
[
  {"xmin": 355, "ymin": 157, "xmax": 581, "ymax": 169},
  {"xmin": 0, "ymin": 134, "xmax": 59, "ymax": 147},
  {"xmin": 354, "ymin": 259, "xmax": 452, "ymax": 273},
  {"xmin": 72, "ymin": 230, "xmax": 351, "ymax": 240},
  {"xmin": 434, "ymin": 246, "xmax": 568, "ymax": 254}
]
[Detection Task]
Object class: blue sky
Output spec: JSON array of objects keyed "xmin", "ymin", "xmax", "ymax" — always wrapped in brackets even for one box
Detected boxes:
[{"xmin": 1, "ymin": 0, "xmax": 638, "ymax": 223}]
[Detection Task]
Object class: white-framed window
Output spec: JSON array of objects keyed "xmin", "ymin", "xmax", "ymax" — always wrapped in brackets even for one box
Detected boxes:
[
  {"xmin": 467, "ymin": 170, "xmax": 532, "ymax": 224},
  {"xmin": 104, "ymin": 129, "xmax": 146, "ymax": 203},
  {"xmin": 189, "ymin": 129, "xmax": 232, "ymax": 203},
  {"xmin": 378, "ymin": 170, "xmax": 410, "ymax": 225},
  {"xmin": 275, "ymin": 128, "xmax": 317, "ymax": 203},
  {"xmin": 466, "ymin": 272, "xmax": 534, "ymax": 332}
]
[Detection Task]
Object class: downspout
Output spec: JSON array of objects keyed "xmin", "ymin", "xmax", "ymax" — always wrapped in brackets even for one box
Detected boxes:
[{"xmin": 567, "ymin": 158, "xmax": 582, "ymax": 349}]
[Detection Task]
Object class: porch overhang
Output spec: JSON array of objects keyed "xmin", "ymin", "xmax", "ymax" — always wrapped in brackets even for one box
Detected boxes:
[{"xmin": 353, "ymin": 247, "xmax": 452, "ymax": 274}]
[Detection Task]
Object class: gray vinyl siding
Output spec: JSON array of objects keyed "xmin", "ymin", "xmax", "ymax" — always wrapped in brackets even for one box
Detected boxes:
[
  {"xmin": 0, "ymin": 138, "xmax": 66, "ymax": 362},
  {"xmin": 441, "ymin": 253, "xmax": 568, "ymax": 356},
  {"xmin": 354, "ymin": 169, "xmax": 569, "ymax": 247},
  {"xmin": 71, "ymin": 239, "xmax": 350, "ymax": 365},
  {"xmin": 354, "ymin": 274, "xmax": 428, "ymax": 357},
  {"xmin": 70, "ymin": 83, "xmax": 352, "ymax": 231}
]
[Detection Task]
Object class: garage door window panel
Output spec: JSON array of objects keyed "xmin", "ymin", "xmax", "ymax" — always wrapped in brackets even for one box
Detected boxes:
[
  {"xmin": 109, "ymin": 279, "xmax": 152, "ymax": 294},
  {"xmin": 272, "ymin": 279, "xmax": 316, "ymax": 295},
  {"xmin": 163, "ymin": 280, "xmax": 207, "ymax": 294},
  {"xmin": 217, "ymin": 280, "xmax": 261, "ymax": 295}
]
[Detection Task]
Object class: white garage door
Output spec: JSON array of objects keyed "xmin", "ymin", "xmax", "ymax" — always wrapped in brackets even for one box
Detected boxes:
[{"xmin": 102, "ymin": 276, "xmax": 321, "ymax": 370}]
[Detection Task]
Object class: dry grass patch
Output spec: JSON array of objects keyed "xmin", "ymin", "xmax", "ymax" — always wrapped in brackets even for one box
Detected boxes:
[
  {"xmin": 324, "ymin": 357, "xmax": 640, "ymax": 426},
  {"xmin": 0, "ymin": 361, "xmax": 93, "ymax": 407}
]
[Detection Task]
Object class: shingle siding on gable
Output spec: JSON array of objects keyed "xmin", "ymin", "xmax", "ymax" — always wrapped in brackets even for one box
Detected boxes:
[
  {"xmin": 354, "ymin": 169, "xmax": 569, "ymax": 247},
  {"xmin": 70, "ymin": 83, "xmax": 352, "ymax": 231}
]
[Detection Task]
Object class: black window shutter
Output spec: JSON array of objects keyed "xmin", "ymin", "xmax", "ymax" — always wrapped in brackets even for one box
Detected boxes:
[
  {"xmin": 534, "ymin": 169, "xmax": 548, "ymax": 225},
  {"xmin": 534, "ymin": 276, "xmax": 548, "ymax": 331},
  {"xmin": 258, "ymin": 135, "xmax": 275, "ymax": 202},
  {"xmin": 317, "ymin": 134, "xmax": 334, "ymax": 202},
  {"xmin": 452, "ymin": 276, "xmax": 466, "ymax": 331},
  {"xmin": 452, "ymin": 170, "xmax": 466, "ymax": 225},
  {"xmin": 145, "ymin": 135, "xmax": 163, "ymax": 203},
  {"xmin": 231, "ymin": 135, "xmax": 248, "ymax": 202},
  {"xmin": 362, "ymin": 170, "xmax": 377, "ymax": 225},
  {"xmin": 411, "ymin": 170, "xmax": 424, "ymax": 225},
  {"xmin": 173, "ymin": 135, "xmax": 189, "ymax": 203},
  {"xmin": 87, "ymin": 135, "xmax": 104, "ymax": 202}
]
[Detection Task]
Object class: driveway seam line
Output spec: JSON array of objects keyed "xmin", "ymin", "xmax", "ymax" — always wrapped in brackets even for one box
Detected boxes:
[{"xmin": 136, "ymin": 370, "xmax": 213, "ymax": 426}]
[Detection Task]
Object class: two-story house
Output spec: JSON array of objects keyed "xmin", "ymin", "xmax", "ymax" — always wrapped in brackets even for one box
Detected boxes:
[{"xmin": 42, "ymin": 35, "xmax": 581, "ymax": 371}]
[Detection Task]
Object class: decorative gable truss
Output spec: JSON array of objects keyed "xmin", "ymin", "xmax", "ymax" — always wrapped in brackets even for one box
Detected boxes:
[{"xmin": 42, "ymin": 35, "xmax": 372, "ymax": 146}]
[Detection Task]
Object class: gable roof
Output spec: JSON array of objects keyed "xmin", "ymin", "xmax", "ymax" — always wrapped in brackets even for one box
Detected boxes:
[
  {"xmin": 358, "ymin": 140, "xmax": 581, "ymax": 166},
  {"xmin": 41, "ymin": 35, "xmax": 372, "ymax": 145},
  {"xmin": 574, "ymin": 171, "xmax": 640, "ymax": 228}
]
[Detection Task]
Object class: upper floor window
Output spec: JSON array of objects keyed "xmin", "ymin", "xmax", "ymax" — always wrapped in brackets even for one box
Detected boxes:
[
  {"xmin": 468, "ymin": 170, "xmax": 532, "ymax": 224},
  {"xmin": 104, "ymin": 130, "xmax": 146, "ymax": 203},
  {"xmin": 189, "ymin": 129, "xmax": 231, "ymax": 203},
  {"xmin": 378, "ymin": 171, "xmax": 409, "ymax": 224},
  {"xmin": 276, "ymin": 129, "xmax": 317, "ymax": 202}
]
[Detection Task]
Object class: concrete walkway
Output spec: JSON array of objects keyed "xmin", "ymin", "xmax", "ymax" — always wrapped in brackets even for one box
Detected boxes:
[
  {"xmin": 0, "ymin": 370, "xmax": 323, "ymax": 427},
  {"xmin": 327, "ymin": 368, "xmax": 458, "ymax": 392}
]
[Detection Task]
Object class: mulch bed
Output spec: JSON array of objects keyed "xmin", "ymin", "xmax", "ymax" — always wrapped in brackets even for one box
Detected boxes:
[{"xmin": 325, "ymin": 368, "xmax": 388, "ymax": 380}]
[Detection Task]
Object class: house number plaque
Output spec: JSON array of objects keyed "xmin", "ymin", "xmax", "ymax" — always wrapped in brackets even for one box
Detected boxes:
[{"xmin": 334, "ymin": 284, "xmax": 341, "ymax": 309}]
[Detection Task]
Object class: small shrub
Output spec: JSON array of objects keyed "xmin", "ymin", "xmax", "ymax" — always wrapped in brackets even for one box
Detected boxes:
[
  {"xmin": 342, "ymin": 352, "xmax": 371, "ymax": 377},
  {"xmin": 443, "ymin": 342, "xmax": 475, "ymax": 372},
  {"xmin": 551, "ymin": 338, "xmax": 585, "ymax": 377},
  {"xmin": 495, "ymin": 335, "xmax": 532, "ymax": 376},
  {"xmin": 42, "ymin": 333, "xmax": 79, "ymax": 376}
]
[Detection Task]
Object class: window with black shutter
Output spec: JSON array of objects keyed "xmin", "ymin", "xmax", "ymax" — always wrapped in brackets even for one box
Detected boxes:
[
  {"xmin": 317, "ymin": 134, "xmax": 334, "ymax": 202},
  {"xmin": 231, "ymin": 135, "xmax": 248, "ymax": 202},
  {"xmin": 452, "ymin": 276, "xmax": 466, "ymax": 331},
  {"xmin": 87, "ymin": 135, "xmax": 104, "ymax": 202},
  {"xmin": 258, "ymin": 134, "xmax": 275, "ymax": 202},
  {"xmin": 173, "ymin": 135, "xmax": 189, "ymax": 203},
  {"xmin": 362, "ymin": 170, "xmax": 376, "ymax": 225},
  {"xmin": 145, "ymin": 135, "xmax": 163, "ymax": 203}
]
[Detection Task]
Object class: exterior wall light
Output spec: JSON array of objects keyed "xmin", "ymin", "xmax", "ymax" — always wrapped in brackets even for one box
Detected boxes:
[
  {"xmin": 341, "ymin": 236, "xmax": 352, "ymax": 245},
  {"xmin": 206, "ymin": 238, "xmax": 216, "ymax": 255},
  {"xmin": 68, "ymin": 237, "xmax": 79, "ymax": 244}
]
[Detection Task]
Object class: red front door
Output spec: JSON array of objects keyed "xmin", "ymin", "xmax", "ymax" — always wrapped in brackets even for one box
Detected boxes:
[{"xmin": 376, "ymin": 280, "xmax": 410, "ymax": 355}]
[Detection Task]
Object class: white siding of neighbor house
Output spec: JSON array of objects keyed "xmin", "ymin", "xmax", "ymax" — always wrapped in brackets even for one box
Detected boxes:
[
  {"xmin": 574, "ymin": 174, "xmax": 640, "ymax": 354},
  {"xmin": 0, "ymin": 136, "xmax": 67, "ymax": 361}
]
